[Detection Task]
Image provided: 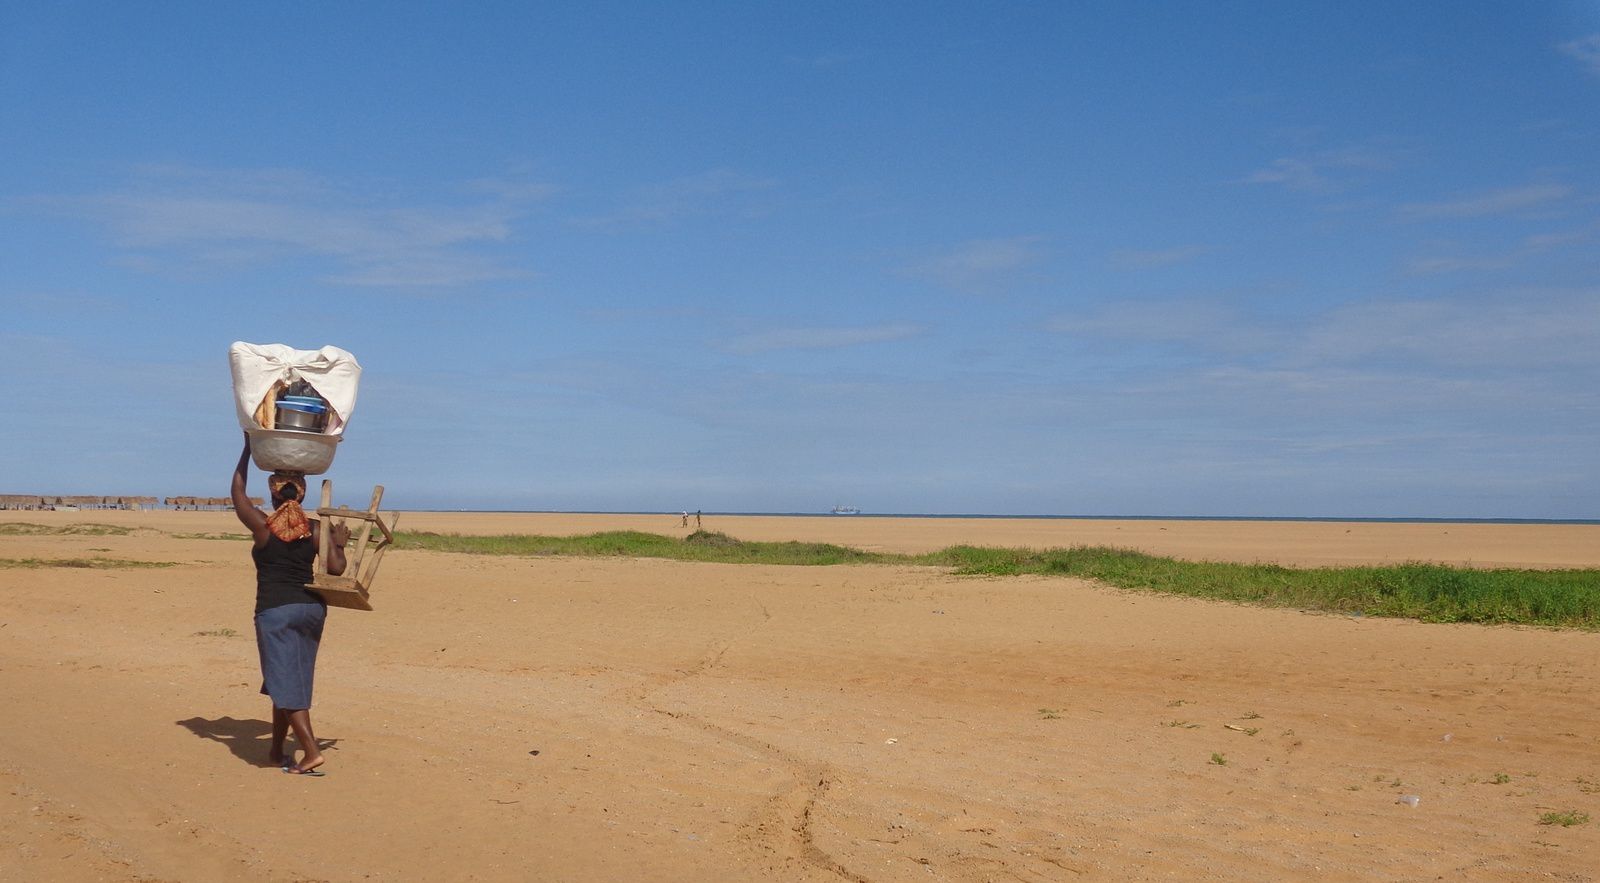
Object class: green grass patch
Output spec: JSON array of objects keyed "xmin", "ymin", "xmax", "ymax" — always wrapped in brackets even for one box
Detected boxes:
[
  {"xmin": 937, "ymin": 546, "xmax": 1600, "ymax": 627},
  {"xmin": 1538, "ymin": 810, "xmax": 1590, "ymax": 827},
  {"xmin": 392, "ymin": 530, "xmax": 1600, "ymax": 629},
  {"xmin": 0, "ymin": 522, "xmax": 134, "ymax": 536},
  {"xmin": 0, "ymin": 557, "xmax": 177, "ymax": 569},
  {"xmin": 397, "ymin": 529, "xmax": 896, "ymax": 566}
]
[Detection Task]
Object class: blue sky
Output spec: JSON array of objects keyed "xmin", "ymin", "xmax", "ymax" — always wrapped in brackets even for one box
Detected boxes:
[{"xmin": 3, "ymin": 2, "xmax": 1597, "ymax": 517}]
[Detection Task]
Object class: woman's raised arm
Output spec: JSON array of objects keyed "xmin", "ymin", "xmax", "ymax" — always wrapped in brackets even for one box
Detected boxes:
[{"xmin": 231, "ymin": 434, "xmax": 270, "ymax": 545}]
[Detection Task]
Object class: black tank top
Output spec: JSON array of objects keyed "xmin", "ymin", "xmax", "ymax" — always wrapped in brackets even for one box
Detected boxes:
[{"xmin": 252, "ymin": 529, "xmax": 326, "ymax": 614}]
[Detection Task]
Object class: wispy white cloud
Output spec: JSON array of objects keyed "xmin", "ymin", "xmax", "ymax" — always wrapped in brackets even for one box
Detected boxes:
[
  {"xmin": 722, "ymin": 322, "xmax": 925, "ymax": 355},
  {"xmin": 26, "ymin": 165, "xmax": 541, "ymax": 287},
  {"xmin": 464, "ymin": 176, "xmax": 560, "ymax": 203},
  {"xmin": 1029, "ymin": 290, "xmax": 1598, "ymax": 512},
  {"xmin": 1047, "ymin": 287, "xmax": 1600, "ymax": 375},
  {"xmin": 128, "ymin": 163, "xmax": 329, "ymax": 198},
  {"xmin": 1137, "ymin": 363, "xmax": 1561, "ymax": 426},
  {"xmin": 93, "ymin": 194, "xmax": 514, "ymax": 253},
  {"xmin": 324, "ymin": 254, "xmax": 526, "ymax": 287},
  {"xmin": 1404, "ymin": 255, "xmax": 1517, "ymax": 275},
  {"xmin": 1044, "ymin": 298, "xmax": 1283, "ymax": 354},
  {"xmin": 1109, "ymin": 245, "xmax": 1209, "ymax": 269},
  {"xmin": 1559, "ymin": 33, "xmax": 1600, "ymax": 75},
  {"xmin": 6, "ymin": 289, "xmax": 127, "ymax": 313},
  {"xmin": 1522, "ymin": 226, "xmax": 1595, "ymax": 250},
  {"xmin": 576, "ymin": 168, "xmax": 777, "ymax": 229},
  {"xmin": 1397, "ymin": 183, "xmax": 1570, "ymax": 220},
  {"xmin": 1404, "ymin": 223, "xmax": 1595, "ymax": 275},
  {"xmin": 1296, "ymin": 289, "xmax": 1600, "ymax": 370},
  {"xmin": 906, "ymin": 235, "xmax": 1047, "ymax": 292},
  {"xmin": 1240, "ymin": 145, "xmax": 1398, "ymax": 193}
]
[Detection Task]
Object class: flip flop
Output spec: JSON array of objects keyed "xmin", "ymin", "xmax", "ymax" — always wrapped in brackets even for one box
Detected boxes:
[{"xmin": 284, "ymin": 767, "xmax": 326, "ymax": 777}]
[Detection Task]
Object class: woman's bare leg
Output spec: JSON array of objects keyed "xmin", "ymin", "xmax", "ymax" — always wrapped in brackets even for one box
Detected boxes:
[
  {"xmin": 285, "ymin": 710, "xmax": 324, "ymax": 773},
  {"xmin": 269, "ymin": 707, "xmax": 290, "ymax": 766}
]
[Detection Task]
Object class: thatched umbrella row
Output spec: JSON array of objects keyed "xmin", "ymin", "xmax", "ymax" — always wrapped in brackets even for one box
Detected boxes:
[
  {"xmin": 0, "ymin": 495, "xmax": 258, "ymax": 510},
  {"xmin": 163, "ymin": 496, "xmax": 263, "ymax": 510}
]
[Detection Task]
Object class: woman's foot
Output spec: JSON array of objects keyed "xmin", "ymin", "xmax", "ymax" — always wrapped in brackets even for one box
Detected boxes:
[{"xmin": 285, "ymin": 753, "xmax": 325, "ymax": 775}]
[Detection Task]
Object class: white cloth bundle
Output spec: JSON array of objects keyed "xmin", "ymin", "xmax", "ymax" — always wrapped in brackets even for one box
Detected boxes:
[{"xmin": 229, "ymin": 342, "xmax": 362, "ymax": 435}]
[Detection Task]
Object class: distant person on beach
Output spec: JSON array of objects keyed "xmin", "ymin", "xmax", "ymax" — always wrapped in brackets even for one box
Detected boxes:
[
  {"xmin": 231, "ymin": 435, "xmax": 348, "ymax": 776},
  {"xmin": 695, "ymin": 510, "xmax": 702, "ymax": 529},
  {"xmin": 681, "ymin": 511, "xmax": 689, "ymax": 527}
]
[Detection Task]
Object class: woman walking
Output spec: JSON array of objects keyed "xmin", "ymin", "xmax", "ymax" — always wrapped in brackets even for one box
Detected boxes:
[{"xmin": 231, "ymin": 435, "xmax": 348, "ymax": 775}]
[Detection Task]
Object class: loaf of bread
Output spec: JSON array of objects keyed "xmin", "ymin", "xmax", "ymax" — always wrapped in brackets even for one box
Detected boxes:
[{"xmin": 252, "ymin": 381, "xmax": 285, "ymax": 429}]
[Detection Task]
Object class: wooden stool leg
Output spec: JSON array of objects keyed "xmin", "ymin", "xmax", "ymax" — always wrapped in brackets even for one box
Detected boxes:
[
  {"xmin": 317, "ymin": 479, "xmax": 333, "ymax": 580},
  {"xmin": 349, "ymin": 485, "xmax": 383, "ymax": 577},
  {"xmin": 362, "ymin": 534, "xmax": 392, "ymax": 590}
]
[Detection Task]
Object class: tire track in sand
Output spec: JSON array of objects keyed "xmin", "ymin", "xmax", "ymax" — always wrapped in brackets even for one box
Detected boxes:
[{"xmin": 621, "ymin": 589, "xmax": 868, "ymax": 882}]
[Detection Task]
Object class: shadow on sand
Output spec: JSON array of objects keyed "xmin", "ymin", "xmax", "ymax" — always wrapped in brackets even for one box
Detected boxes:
[{"xmin": 176, "ymin": 716, "xmax": 338, "ymax": 768}]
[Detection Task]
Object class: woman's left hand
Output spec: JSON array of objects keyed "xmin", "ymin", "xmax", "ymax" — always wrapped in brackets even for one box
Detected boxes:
[{"xmin": 331, "ymin": 522, "xmax": 351, "ymax": 547}]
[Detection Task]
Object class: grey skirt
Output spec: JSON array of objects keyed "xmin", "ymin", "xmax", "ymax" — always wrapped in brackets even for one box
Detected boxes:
[{"xmin": 254, "ymin": 602, "xmax": 327, "ymax": 710}]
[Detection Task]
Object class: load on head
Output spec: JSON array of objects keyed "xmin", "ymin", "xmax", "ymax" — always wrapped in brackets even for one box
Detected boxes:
[
  {"xmin": 230, "ymin": 342, "xmax": 362, "ymax": 476},
  {"xmin": 268, "ymin": 380, "xmax": 332, "ymax": 434}
]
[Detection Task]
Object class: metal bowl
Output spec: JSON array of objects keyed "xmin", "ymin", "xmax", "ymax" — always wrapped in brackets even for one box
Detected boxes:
[
  {"xmin": 249, "ymin": 428, "xmax": 341, "ymax": 475},
  {"xmin": 275, "ymin": 405, "xmax": 324, "ymax": 431}
]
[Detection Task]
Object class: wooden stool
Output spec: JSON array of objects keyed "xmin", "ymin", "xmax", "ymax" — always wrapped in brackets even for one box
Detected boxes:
[{"xmin": 307, "ymin": 480, "xmax": 397, "ymax": 611}]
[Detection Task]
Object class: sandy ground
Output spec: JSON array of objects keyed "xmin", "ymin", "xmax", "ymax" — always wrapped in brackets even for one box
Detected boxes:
[{"xmin": 2, "ymin": 510, "xmax": 1598, "ymax": 881}]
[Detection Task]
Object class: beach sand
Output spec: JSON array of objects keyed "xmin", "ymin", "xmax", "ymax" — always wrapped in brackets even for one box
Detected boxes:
[{"xmin": 2, "ymin": 510, "xmax": 1598, "ymax": 880}]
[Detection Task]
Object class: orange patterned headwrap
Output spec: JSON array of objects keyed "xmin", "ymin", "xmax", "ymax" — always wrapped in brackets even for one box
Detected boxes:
[{"xmin": 265, "ymin": 474, "xmax": 311, "ymax": 543}]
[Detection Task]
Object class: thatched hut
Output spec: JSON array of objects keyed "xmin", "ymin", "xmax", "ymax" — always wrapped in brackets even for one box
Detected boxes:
[
  {"xmin": 0, "ymin": 494, "xmax": 45, "ymax": 510},
  {"xmin": 59, "ymin": 495, "xmax": 107, "ymax": 509},
  {"xmin": 163, "ymin": 496, "xmax": 251, "ymax": 510}
]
